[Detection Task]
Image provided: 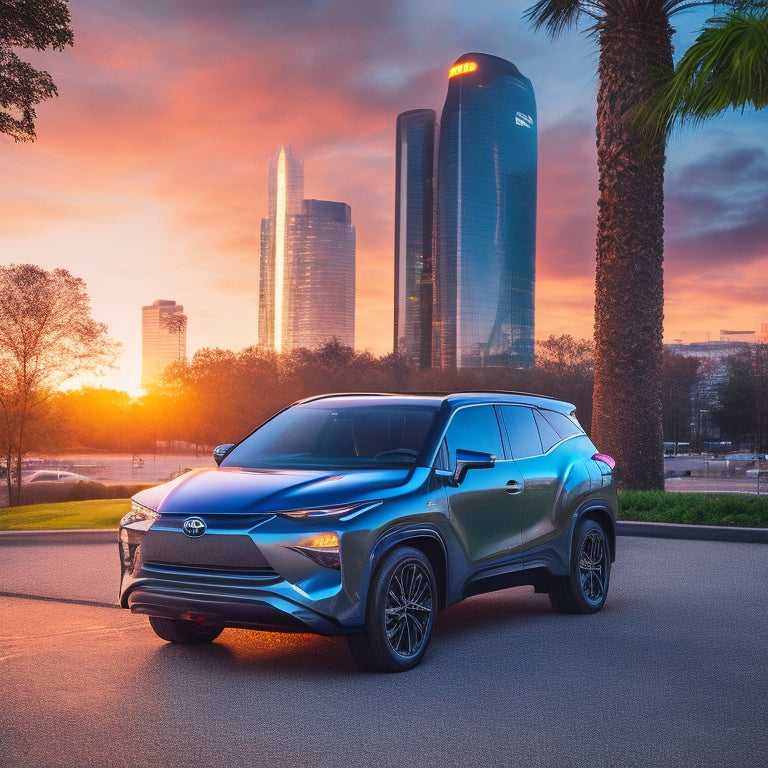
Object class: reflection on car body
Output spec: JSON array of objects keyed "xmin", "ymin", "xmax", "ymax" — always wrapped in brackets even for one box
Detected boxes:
[{"xmin": 119, "ymin": 392, "xmax": 617, "ymax": 672}]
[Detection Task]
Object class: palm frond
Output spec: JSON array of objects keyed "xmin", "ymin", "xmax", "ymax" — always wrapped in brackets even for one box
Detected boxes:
[
  {"xmin": 632, "ymin": 9, "xmax": 768, "ymax": 138},
  {"xmin": 524, "ymin": 0, "xmax": 594, "ymax": 37}
]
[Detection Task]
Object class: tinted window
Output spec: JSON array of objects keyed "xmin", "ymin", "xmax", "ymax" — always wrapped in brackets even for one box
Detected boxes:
[
  {"xmin": 533, "ymin": 410, "xmax": 561, "ymax": 453},
  {"xmin": 445, "ymin": 405, "xmax": 504, "ymax": 458},
  {"xmin": 500, "ymin": 405, "xmax": 543, "ymax": 459},
  {"xmin": 542, "ymin": 409, "xmax": 584, "ymax": 440},
  {"xmin": 223, "ymin": 403, "xmax": 437, "ymax": 469}
]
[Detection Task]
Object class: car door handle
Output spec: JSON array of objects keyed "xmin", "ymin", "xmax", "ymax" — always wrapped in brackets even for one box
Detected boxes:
[{"xmin": 505, "ymin": 480, "xmax": 523, "ymax": 495}]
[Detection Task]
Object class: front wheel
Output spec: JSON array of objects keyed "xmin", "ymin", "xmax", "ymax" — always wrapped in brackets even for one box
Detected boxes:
[
  {"xmin": 347, "ymin": 547, "xmax": 437, "ymax": 672},
  {"xmin": 148, "ymin": 615, "xmax": 224, "ymax": 644},
  {"xmin": 549, "ymin": 519, "xmax": 611, "ymax": 614}
]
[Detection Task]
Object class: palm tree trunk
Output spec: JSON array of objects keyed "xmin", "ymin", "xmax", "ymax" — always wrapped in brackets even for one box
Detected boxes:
[{"xmin": 591, "ymin": 13, "xmax": 673, "ymax": 490}]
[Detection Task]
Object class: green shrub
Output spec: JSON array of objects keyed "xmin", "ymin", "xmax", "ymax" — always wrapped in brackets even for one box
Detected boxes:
[
  {"xmin": 619, "ymin": 491, "xmax": 768, "ymax": 528},
  {"xmin": 18, "ymin": 480, "xmax": 154, "ymax": 506}
]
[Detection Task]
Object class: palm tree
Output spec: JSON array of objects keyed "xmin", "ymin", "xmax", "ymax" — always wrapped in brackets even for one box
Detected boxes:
[
  {"xmin": 526, "ymin": 0, "xmax": 715, "ymax": 490},
  {"xmin": 635, "ymin": 3, "xmax": 768, "ymax": 141}
]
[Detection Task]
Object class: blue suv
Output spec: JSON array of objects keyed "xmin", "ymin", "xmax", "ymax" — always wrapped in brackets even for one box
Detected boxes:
[{"xmin": 119, "ymin": 392, "xmax": 617, "ymax": 672}]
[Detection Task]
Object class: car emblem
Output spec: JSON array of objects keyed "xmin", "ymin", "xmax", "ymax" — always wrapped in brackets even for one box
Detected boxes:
[{"xmin": 182, "ymin": 517, "xmax": 207, "ymax": 538}]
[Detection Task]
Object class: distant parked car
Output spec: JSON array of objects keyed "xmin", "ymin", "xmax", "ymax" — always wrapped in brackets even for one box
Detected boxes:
[
  {"xmin": 724, "ymin": 453, "xmax": 764, "ymax": 462},
  {"xmin": 119, "ymin": 392, "xmax": 617, "ymax": 672},
  {"xmin": 22, "ymin": 470, "xmax": 90, "ymax": 484}
]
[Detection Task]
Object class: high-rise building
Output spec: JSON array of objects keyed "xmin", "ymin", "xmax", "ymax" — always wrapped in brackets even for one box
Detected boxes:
[
  {"xmin": 259, "ymin": 144, "xmax": 304, "ymax": 352},
  {"xmin": 434, "ymin": 53, "xmax": 537, "ymax": 368},
  {"xmin": 141, "ymin": 299, "xmax": 187, "ymax": 387},
  {"xmin": 259, "ymin": 146, "xmax": 356, "ymax": 353},
  {"xmin": 394, "ymin": 109, "xmax": 437, "ymax": 367},
  {"xmin": 288, "ymin": 200, "xmax": 355, "ymax": 350}
]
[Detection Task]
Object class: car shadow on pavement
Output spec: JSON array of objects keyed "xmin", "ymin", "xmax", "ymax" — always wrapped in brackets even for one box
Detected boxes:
[
  {"xmin": 150, "ymin": 628, "xmax": 360, "ymax": 677},
  {"xmin": 144, "ymin": 587, "xmax": 560, "ymax": 677}
]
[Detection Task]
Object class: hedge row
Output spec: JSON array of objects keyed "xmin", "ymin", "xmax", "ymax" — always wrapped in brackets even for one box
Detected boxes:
[
  {"xmin": 618, "ymin": 491, "xmax": 768, "ymax": 528},
  {"xmin": 18, "ymin": 481, "xmax": 154, "ymax": 506}
]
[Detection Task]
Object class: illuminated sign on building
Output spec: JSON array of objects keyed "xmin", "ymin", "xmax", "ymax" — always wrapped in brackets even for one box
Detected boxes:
[
  {"xmin": 515, "ymin": 111, "xmax": 534, "ymax": 128},
  {"xmin": 448, "ymin": 61, "xmax": 478, "ymax": 78}
]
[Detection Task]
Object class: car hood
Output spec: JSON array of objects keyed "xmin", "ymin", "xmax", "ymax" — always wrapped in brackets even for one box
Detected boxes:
[{"xmin": 133, "ymin": 466, "xmax": 414, "ymax": 516}]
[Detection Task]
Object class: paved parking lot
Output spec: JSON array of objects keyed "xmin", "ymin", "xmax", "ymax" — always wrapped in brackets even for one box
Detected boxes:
[{"xmin": 1, "ymin": 534, "xmax": 767, "ymax": 768}]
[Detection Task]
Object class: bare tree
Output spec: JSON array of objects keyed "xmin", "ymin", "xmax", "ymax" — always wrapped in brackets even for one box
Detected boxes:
[{"xmin": 0, "ymin": 264, "xmax": 120, "ymax": 505}]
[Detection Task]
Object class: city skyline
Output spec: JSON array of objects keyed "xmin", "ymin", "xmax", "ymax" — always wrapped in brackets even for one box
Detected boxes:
[{"xmin": 1, "ymin": 1, "xmax": 765, "ymax": 392}]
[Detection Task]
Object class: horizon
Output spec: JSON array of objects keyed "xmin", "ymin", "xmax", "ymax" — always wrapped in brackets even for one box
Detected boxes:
[{"xmin": 2, "ymin": 0, "xmax": 766, "ymax": 393}]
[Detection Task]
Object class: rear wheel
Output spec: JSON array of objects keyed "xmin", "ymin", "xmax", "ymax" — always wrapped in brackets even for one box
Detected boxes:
[
  {"xmin": 347, "ymin": 546, "xmax": 436, "ymax": 673},
  {"xmin": 549, "ymin": 519, "xmax": 611, "ymax": 614},
  {"xmin": 148, "ymin": 615, "xmax": 224, "ymax": 644}
]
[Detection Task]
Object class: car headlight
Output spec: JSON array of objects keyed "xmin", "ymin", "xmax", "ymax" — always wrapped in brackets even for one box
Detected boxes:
[
  {"xmin": 120, "ymin": 500, "xmax": 159, "ymax": 529},
  {"xmin": 278, "ymin": 501, "xmax": 381, "ymax": 521},
  {"xmin": 119, "ymin": 501, "xmax": 158, "ymax": 575},
  {"xmin": 289, "ymin": 532, "xmax": 342, "ymax": 570}
]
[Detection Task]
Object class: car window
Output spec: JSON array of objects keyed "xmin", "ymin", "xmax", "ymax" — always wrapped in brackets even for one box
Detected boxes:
[
  {"xmin": 541, "ymin": 409, "xmax": 584, "ymax": 440},
  {"xmin": 533, "ymin": 409, "xmax": 561, "ymax": 453},
  {"xmin": 499, "ymin": 405, "xmax": 543, "ymax": 459},
  {"xmin": 32, "ymin": 472, "xmax": 57, "ymax": 482},
  {"xmin": 222, "ymin": 404, "xmax": 438, "ymax": 469},
  {"xmin": 445, "ymin": 405, "xmax": 504, "ymax": 458}
]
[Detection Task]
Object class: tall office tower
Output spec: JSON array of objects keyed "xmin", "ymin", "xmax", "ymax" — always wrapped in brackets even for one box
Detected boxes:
[
  {"xmin": 288, "ymin": 199, "xmax": 356, "ymax": 350},
  {"xmin": 141, "ymin": 299, "xmax": 187, "ymax": 387},
  {"xmin": 394, "ymin": 109, "xmax": 437, "ymax": 367},
  {"xmin": 259, "ymin": 146, "xmax": 356, "ymax": 353},
  {"xmin": 435, "ymin": 53, "xmax": 537, "ymax": 368},
  {"xmin": 259, "ymin": 144, "xmax": 304, "ymax": 352}
]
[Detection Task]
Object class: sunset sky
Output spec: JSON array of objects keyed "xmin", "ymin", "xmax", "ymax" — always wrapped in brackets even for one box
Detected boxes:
[{"xmin": 2, "ymin": 0, "xmax": 766, "ymax": 392}]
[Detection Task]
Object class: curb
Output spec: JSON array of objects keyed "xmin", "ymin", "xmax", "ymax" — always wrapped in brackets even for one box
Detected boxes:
[
  {"xmin": 2, "ymin": 523, "xmax": 767, "ymax": 545},
  {"xmin": 615, "ymin": 520, "xmax": 768, "ymax": 544}
]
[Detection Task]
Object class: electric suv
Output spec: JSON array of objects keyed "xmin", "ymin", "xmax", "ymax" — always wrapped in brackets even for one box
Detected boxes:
[{"xmin": 119, "ymin": 392, "xmax": 617, "ymax": 672}]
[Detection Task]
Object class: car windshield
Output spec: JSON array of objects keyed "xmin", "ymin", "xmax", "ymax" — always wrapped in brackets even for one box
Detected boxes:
[{"xmin": 221, "ymin": 402, "xmax": 439, "ymax": 470}]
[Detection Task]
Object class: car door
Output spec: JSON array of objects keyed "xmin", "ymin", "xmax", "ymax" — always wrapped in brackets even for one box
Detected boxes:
[
  {"xmin": 442, "ymin": 404, "xmax": 524, "ymax": 563},
  {"xmin": 498, "ymin": 405, "xmax": 566, "ymax": 545}
]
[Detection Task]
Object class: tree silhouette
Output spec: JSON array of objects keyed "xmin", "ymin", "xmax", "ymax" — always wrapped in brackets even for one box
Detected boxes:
[
  {"xmin": 0, "ymin": 0, "xmax": 73, "ymax": 141},
  {"xmin": 0, "ymin": 264, "xmax": 119, "ymax": 504}
]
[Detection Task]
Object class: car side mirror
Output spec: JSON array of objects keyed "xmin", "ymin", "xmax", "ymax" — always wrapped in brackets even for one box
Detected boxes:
[
  {"xmin": 452, "ymin": 449, "xmax": 496, "ymax": 485},
  {"xmin": 213, "ymin": 444, "xmax": 236, "ymax": 466}
]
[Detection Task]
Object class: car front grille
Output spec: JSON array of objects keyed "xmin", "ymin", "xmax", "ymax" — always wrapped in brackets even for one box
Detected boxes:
[{"xmin": 140, "ymin": 561, "xmax": 282, "ymax": 590}]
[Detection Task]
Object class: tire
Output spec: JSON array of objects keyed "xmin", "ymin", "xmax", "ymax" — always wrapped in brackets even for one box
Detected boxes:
[
  {"xmin": 148, "ymin": 615, "xmax": 224, "ymax": 645},
  {"xmin": 549, "ymin": 519, "xmax": 611, "ymax": 614},
  {"xmin": 347, "ymin": 546, "xmax": 437, "ymax": 673}
]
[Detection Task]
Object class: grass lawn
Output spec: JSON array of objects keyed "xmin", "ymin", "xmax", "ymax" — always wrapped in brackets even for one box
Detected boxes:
[
  {"xmin": 0, "ymin": 499, "xmax": 128, "ymax": 530},
  {"xmin": 2, "ymin": 492, "xmax": 767, "ymax": 531}
]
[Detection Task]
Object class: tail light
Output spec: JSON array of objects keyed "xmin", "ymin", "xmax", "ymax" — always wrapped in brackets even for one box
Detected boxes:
[{"xmin": 592, "ymin": 453, "xmax": 616, "ymax": 470}]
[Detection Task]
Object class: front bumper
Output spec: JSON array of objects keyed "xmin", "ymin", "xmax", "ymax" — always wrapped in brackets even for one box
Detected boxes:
[
  {"xmin": 118, "ymin": 516, "xmax": 366, "ymax": 636},
  {"xmin": 125, "ymin": 584, "xmax": 352, "ymax": 635}
]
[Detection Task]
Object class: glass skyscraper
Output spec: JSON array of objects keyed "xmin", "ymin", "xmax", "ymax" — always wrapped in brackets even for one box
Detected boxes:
[
  {"xmin": 394, "ymin": 109, "xmax": 437, "ymax": 367},
  {"xmin": 259, "ymin": 144, "xmax": 304, "ymax": 352},
  {"xmin": 259, "ymin": 146, "xmax": 355, "ymax": 353},
  {"xmin": 435, "ymin": 53, "xmax": 537, "ymax": 368},
  {"xmin": 288, "ymin": 199, "xmax": 355, "ymax": 350}
]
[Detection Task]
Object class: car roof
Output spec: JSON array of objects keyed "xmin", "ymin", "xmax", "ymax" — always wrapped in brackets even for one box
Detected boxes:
[{"xmin": 296, "ymin": 391, "xmax": 576, "ymax": 415}]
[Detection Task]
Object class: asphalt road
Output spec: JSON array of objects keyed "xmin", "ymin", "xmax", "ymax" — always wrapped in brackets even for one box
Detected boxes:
[{"xmin": 1, "ymin": 535, "xmax": 767, "ymax": 768}]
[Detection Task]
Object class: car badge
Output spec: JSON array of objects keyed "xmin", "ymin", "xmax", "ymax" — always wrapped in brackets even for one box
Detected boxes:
[{"xmin": 182, "ymin": 517, "xmax": 207, "ymax": 538}]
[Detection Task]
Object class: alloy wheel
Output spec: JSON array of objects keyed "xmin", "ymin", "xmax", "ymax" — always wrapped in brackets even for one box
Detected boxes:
[
  {"xmin": 579, "ymin": 529, "xmax": 608, "ymax": 605},
  {"xmin": 384, "ymin": 560, "xmax": 434, "ymax": 658}
]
